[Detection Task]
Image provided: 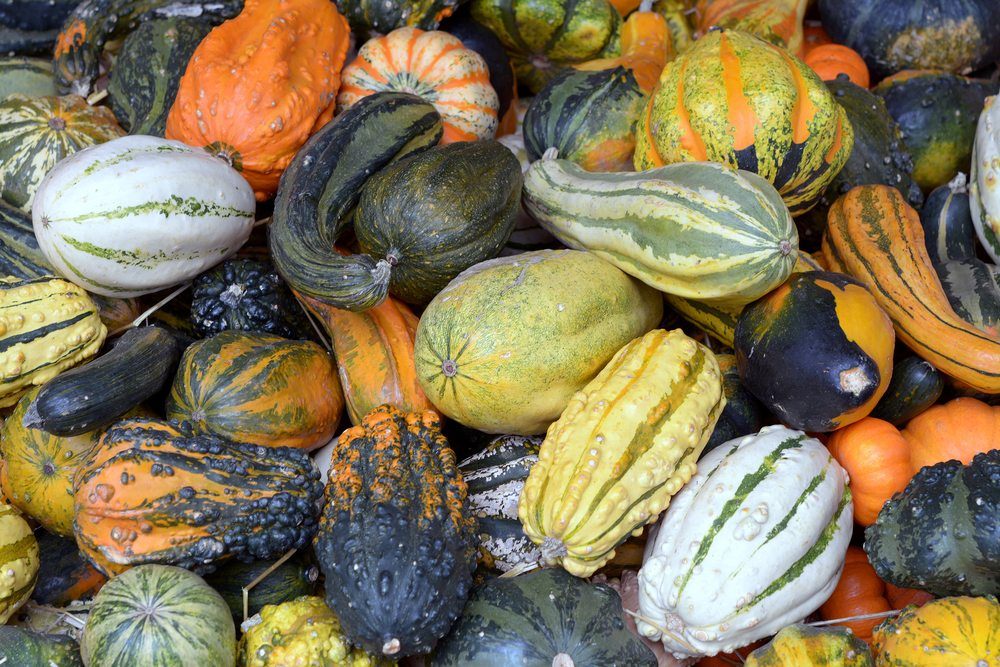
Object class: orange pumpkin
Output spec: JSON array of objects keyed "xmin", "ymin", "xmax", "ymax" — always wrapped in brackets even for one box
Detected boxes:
[
  {"xmin": 819, "ymin": 546, "xmax": 893, "ymax": 642},
  {"xmin": 802, "ymin": 21, "xmax": 833, "ymax": 53},
  {"xmin": 694, "ymin": 0, "xmax": 809, "ymax": 56},
  {"xmin": 338, "ymin": 27, "xmax": 499, "ymax": 143},
  {"xmin": 610, "ymin": 0, "xmax": 642, "ymax": 15},
  {"xmin": 901, "ymin": 397, "xmax": 1000, "ymax": 472},
  {"xmin": 165, "ymin": 0, "xmax": 351, "ymax": 200},
  {"xmin": 885, "ymin": 584, "xmax": 934, "ymax": 610},
  {"xmin": 804, "ymin": 44, "xmax": 870, "ymax": 88},
  {"xmin": 826, "ymin": 417, "xmax": 913, "ymax": 526},
  {"xmin": 576, "ymin": 0, "xmax": 674, "ymax": 93}
]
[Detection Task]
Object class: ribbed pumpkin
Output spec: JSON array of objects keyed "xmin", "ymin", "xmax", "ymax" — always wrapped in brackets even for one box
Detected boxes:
[
  {"xmin": 165, "ymin": 0, "xmax": 351, "ymax": 200},
  {"xmin": 871, "ymin": 596, "xmax": 1000, "ymax": 666},
  {"xmin": 635, "ymin": 29, "xmax": 854, "ymax": 216},
  {"xmin": 519, "ymin": 329, "xmax": 725, "ymax": 577},
  {"xmin": 166, "ymin": 331, "xmax": 343, "ymax": 451},
  {"xmin": 0, "ymin": 503, "xmax": 38, "ymax": 623},
  {"xmin": 694, "ymin": 0, "xmax": 809, "ymax": 55},
  {"xmin": 804, "ymin": 45, "xmax": 869, "ymax": 88},
  {"xmin": 0, "ymin": 94, "xmax": 123, "ymax": 212},
  {"xmin": 338, "ymin": 28, "xmax": 498, "ymax": 144},
  {"xmin": 901, "ymin": 397, "xmax": 1000, "ymax": 473},
  {"xmin": 744, "ymin": 624, "xmax": 872, "ymax": 666}
]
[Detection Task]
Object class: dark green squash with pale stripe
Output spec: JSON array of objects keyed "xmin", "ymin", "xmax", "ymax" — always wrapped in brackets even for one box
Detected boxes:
[
  {"xmin": 935, "ymin": 259, "xmax": 1000, "ymax": 337},
  {"xmin": 871, "ymin": 356, "xmax": 944, "ymax": 426},
  {"xmin": 0, "ymin": 627, "xmax": 82, "ymax": 666},
  {"xmin": 920, "ymin": 175, "xmax": 977, "ymax": 264},
  {"xmin": 203, "ymin": 556, "xmax": 316, "ymax": 623},
  {"xmin": 335, "ymin": 0, "xmax": 463, "ymax": 41}
]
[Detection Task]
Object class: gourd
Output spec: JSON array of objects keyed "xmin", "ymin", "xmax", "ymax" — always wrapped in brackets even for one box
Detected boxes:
[
  {"xmin": 0, "ymin": 503, "xmax": 39, "ymax": 623},
  {"xmin": 704, "ymin": 353, "xmax": 766, "ymax": 456},
  {"xmin": 901, "ymin": 397, "xmax": 1000, "ymax": 472},
  {"xmin": 166, "ymin": 331, "xmax": 343, "ymax": 451},
  {"xmin": 31, "ymin": 531, "xmax": 106, "ymax": 606},
  {"xmin": 338, "ymin": 28, "xmax": 498, "ymax": 144},
  {"xmin": 0, "ymin": 94, "xmax": 123, "ymax": 212},
  {"xmin": 870, "ymin": 356, "xmax": 944, "ymax": 426},
  {"xmin": 971, "ymin": 95, "xmax": 1000, "ymax": 263},
  {"xmin": 0, "ymin": 25, "xmax": 61, "ymax": 57},
  {"xmin": 0, "ymin": 57, "xmax": 56, "ymax": 99},
  {"xmin": 804, "ymin": 45, "xmax": 869, "ymax": 87},
  {"xmin": 0, "ymin": 1, "xmax": 78, "ymax": 33},
  {"xmin": 822, "ymin": 184, "xmax": 1000, "ymax": 394},
  {"xmin": 458, "ymin": 435, "xmax": 543, "ymax": 573},
  {"xmin": 314, "ymin": 406, "xmax": 478, "ymax": 659},
  {"xmin": 576, "ymin": 1, "xmax": 673, "ymax": 93},
  {"xmin": 921, "ymin": 174, "xmax": 977, "ymax": 265},
  {"xmin": 637, "ymin": 426, "xmax": 853, "ymax": 657},
  {"xmin": 635, "ymin": 29, "xmax": 854, "ymax": 216},
  {"xmin": 0, "ymin": 276, "xmax": 106, "ymax": 407},
  {"xmin": 519, "ymin": 329, "xmax": 724, "ymax": 577},
  {"xmin": 934, "ymin": 258, "xmax": 1000, "ymax": 336},
  {"xmin": 653, "ymin": 0, "xmax": 693, "ymax": 53},
  {"xmin": 32, "ymin": 135, "xmax": 256, "ymax": 298},
  {"xmin": 298, "ymin": 291, "xmax": 437, "ymax": 426},
  {"xmin": 413, "ymin": 250, "xmax": 663, "ymax": 435},
  {"xmin": 871, "ymin": 596, "xmax": 1000, "ymax": 666},
  {"xmin": 744, "ymin": 624, "xmax": 873, "ymax": 666},
  {"xmin": 334, "ymin": 0, "xmax": 462, "ymax": 41},
  {"xmin": 523, "ymin": 156, "xmax": 798, "ymax": 304},
  {"xmin": 74, "ymin": 418, "xmax": 324, "ymax": 575},
  {"xmin": 165, "ymin": 0, "xmax": 351, "ymax": 200},
  {"xmin": 432, "ymin": 568, "xmax": 658, "ymax": 666},
  {"xmin": 694, "ymin": 0, "xmax": 809, "ymax": 55},
  {"xmin": 0, "ymin": 627, "xmax": 82, "ymax": 666},
  {"xmin": 865, "ymin": 450, "xmax": 1000, "ymax": 597},
  {"xmin": 735, "ymin": 271, "xmax": 895, "ymax": 431},
  {"xmin": 81, "ymin": 564, "xmax": 236, "ymax": 667},
  {"xmin": 441, "ymin": 13, "xmax": 516, "ymax": 123},
  {"xmin": 203, "ymin": 557, "xmax": 317, "ymax": 623},
  {"xmin": 497, "ymin": 131, "xmax": 559, "ymax": 256},
  {"xmin": 523, "ymin": 68, "xmax": 646, "ymax": 172},
  {"xmin": 267, "ymin": 92, "xmax": 443, "ymax": 312}
]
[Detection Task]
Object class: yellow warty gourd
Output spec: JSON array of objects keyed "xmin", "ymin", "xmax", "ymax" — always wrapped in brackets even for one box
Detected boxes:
[{"xmin": 518, "ymin": 328, "xmax": 725, "ymax": 577}]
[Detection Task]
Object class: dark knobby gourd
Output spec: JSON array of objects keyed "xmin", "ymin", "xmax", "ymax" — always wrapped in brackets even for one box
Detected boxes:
[
  {"xmin": 0, "ymin": 0, "xmax": 79, "ymax": 31},
  {"xmin": 865, "ymin": 450, "xmax": 1000, "ymax": 597},
  {"xmin": 315, "ymin": 405, "xmax": 478, "ymax": 659},
  {"xmin": 353, "ymin": 141, "xmax": 522, "ymax": 306},
  {"xmin": 268, "ymin": 92, "xmax": 443, "ymax": 312},
  {"xmin": 871, "ymin": 356, "xmax": 945, "ymax": 426}
]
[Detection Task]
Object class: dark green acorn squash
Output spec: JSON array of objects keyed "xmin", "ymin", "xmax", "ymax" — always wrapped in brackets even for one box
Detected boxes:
[
  {"xmin": 315, "ymin": 405, "xmax": 478, "ymax": 659},
  {"xmin": 702, "ymin": 354, "xmax": 766, "ymax": 456},
  {"xmin": 335, "ymin": 0, "xmax": 464, "ymax": 41},
  {"xmin": 268, "ymin": 92, "xmax": 443, "ymax": 312},
  {"xmin": 0, "ymin": 0, "xmax": 79, "ymax": 31},
  {"xmin": 871, "ymin": 356, "xmax": 945, "ymax": 426},
  {"xmin": 920, "ymin": 174, "xmax": 978, "ymax": 264},
  {"xmin": 431, "ymin": 568, "xmax": 657, "ymax": 666},
  {"xmin": 818, "ymin": 0, "xmax": 1000, "ymax": 80},
  {"xmin": 874, "ymin": 71, "xmax": 999, "ymax": 192},
  {"xmin": 523, "ymin": 67, "xmax": 646, "ymax": 173},
  {"xmin": 353, "ymin": 141, "xmax": 522, "ymax": 306},
  {"xmin": 865, "ymin": 449, "xmax": 1000, "ymax": 597},
  {"xmin": 0, "ymin": 626, "xmax": 82, "ymax": 666},
  {"xmin": 935, "ymin": 259, "xmax": 1000, "ymax": 337},
  {"xmin": 31, "ymin": 530, "xmax": 106, "ymax": 606},
  {"xmin": 441, "ymin": 12, "xmax": 515, "ymax": 122},
  {"xmin": 458, "ymin": 435, "xmax": 542, "ymax": 573},
  {"xmin": 0, "ymin": 57, "xmax": 56, "ymax": 99},
  {"xmin": 203, "ymin": 556, "xmax": 317, "ymax": 622},
  {"xmin": 107, "ymin": 17, "xmax": 210, "ymax": 136}
]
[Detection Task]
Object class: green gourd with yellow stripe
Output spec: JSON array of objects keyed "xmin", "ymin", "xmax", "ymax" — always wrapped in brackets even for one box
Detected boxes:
[
  {"xmin": 745, "ymin": 624, "xmax": 873, "ymax": 667},
  {"xmin": 635, "ymin": 29, "xmax": 854, "ymax": 216}
]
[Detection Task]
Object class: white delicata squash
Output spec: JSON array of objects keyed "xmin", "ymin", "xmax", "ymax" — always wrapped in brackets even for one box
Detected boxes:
[
  {"xmin": 971, "ymin": 95, "xmax": 1000, "ymax": 263},
  {"xmin": 637, "ymin": 425, "xmax": 853, "ymax": 658},
  {"xmin": 32, "ymin": 135, "xmax": 255, "ymax": 297}
]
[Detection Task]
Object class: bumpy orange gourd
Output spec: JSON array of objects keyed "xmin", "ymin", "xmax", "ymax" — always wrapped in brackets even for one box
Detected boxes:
[
  {"xmin": 576, "ymin": 0, "xmax": 674, "ymax": 92},
  {"xmin": 901, "ymin": 397, "xmax": 1000, "ymax": 473},
  {"xmin": 338, "ymin": 27, "xmax": 499, "ymax": 143},
  {"xmin": 165, "ymin": 0, "xmax": 351, "ymax": 200},
  {"xmin": 826, "ymin": 418, "xmax": 912, "ymax": 526},
  {"xmin": 804, "ymin": 44, "xmax": 870, "ymax": 88},
  {"xmin": 694, "ymin": 0, "xmax": 809, "ymax": 56}
]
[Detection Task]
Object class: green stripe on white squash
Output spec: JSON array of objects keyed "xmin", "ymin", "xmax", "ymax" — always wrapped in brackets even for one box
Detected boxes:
[
  {"xmin": 637, "ymin": 425, "xmax": 852, "ymax": 658},
  {"xmin": 32, "ymin": 135, "xmax": 255, "ymax": 297},
  {"xmin": 970, "ymin": 95, "xmax": 1000, "ymax": 263},
  {"xmin": 522, "ymin": 152, "xmax": 798, "ymax": 305}
]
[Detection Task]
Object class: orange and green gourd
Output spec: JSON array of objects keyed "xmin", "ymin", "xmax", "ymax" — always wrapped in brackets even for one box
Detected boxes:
[
  {"xmin": 694, "ymin": 0, "xmax": 809, "ymax": 56},
  {"xmin": 872, "ymin": 596, "xmax": 1000, "ymax": 666},
  {"xmin": 744, "ymin": 624, "xmax": 873, "ymax": 666},
  {"xmin": 576, "ymin": 0, "xmax": 674, "ymax": 93}
]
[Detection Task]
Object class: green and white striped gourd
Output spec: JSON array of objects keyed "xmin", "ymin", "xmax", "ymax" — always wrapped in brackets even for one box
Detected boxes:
[
  {"xmin": 637, "ymin": 425, "xmax": 853, "ymax": 658},
  {"xmin": 522, "ymin": 154, "xmax": 798, "ymax": 305},
  {"xmin": 31, "ymin": 135, "xmax": 256, "ymax": 297},
  {"xmin": 971, "ymin": 95, "xmax": 1000, "ymax": 263}
]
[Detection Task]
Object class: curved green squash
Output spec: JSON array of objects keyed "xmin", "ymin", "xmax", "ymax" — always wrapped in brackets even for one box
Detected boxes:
[
  {"xmin": 0, "ymin": 626, "xmax": 82, "ymax": 666},
  {"xmin": 871, "ymin": 356, "xmax": 945, "ymax": 426},
  {"xmin": 204, "ymin": 557, "xmax": 317, "ymax": 623},
  {"xmin": 920, "ymin": 174, "xmax": 978, "ymax": 264},
  {"xmin": 268, "ymin": 92, "xmax": 443, "ymax": 312},
  {"xmin": 107, "ymin": 17, "xmax": 210, "ymax": 136},
  {"xmin": 0, "ymin": 57, "xmax": 56, "ymax": 99},
  {"xmin": 703, "ymin": 354, "xmax": 766, "ymax": 457}
]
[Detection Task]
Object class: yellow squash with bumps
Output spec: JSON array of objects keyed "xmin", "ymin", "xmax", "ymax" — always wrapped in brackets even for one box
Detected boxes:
[{"xmin": 518, "ymin": 328, "xmax": 725, "ymax": 577}]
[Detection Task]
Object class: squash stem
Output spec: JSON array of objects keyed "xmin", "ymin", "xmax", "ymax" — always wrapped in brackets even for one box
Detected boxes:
[
  {"xmin": 242, "ymin": 547, "xmax": 298, "ymax": 623},
  {"xmin": 110, "ymin": 282, "xmax": 191, "ymax": 337}
]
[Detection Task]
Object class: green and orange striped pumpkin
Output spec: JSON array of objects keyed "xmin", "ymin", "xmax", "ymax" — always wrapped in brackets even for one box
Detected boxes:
[
  {"xmin": 635, "ymin": 29, "xmax": 854, "ymax": 215},
  {"xmin": 166, "ymin": 331, "xmax": 344, "ymax": 451}
]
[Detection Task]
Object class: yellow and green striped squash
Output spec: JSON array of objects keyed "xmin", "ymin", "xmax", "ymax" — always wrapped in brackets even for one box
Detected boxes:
[
  {"xmin": 872, "ymin": 595, "xmax": 1000, "ymax": 666},
  {"xmin": 745, "ymin": 624, "xmax": 873, "ymax": 667},
  {"xmin": 0, "ymin": 503, "xmax": 39, "ymax": 623},
  {"xmin": 522, "ymin": 156, "xmax": 798, "ymax": 305},
  {"xmin": 518, "ymin": 328, "xmax": 725, "ymax": 577},
  {"xmin": 635, "ymin": 29, "xmax": 854, "ymax": 216}
]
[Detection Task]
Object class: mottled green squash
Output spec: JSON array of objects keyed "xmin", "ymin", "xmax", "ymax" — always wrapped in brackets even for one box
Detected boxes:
[
  {"xmin": 0, "ymin": 57, "xmax": 55, "ymax": 99},
  {"xmin": 335, "ymin": 0, "xmax": 462, "ymax": 41},
  {"xmin": 871, "ymin": 356, "xmax": 945, "ymax": 426},
  {"xmin": 920, "ymin": 174, "xmax": 978, "ymax": 264},
  {"xmin": 935, "ymin": 258, "xmax": 1000, "ymax": 337},
  {"xmin": 0, "ymin": 626, "xmax": 82, "ymax": 666},
  {"xmin": 203, "ymin": 557, "xmax": 317, "ymax": 622}
]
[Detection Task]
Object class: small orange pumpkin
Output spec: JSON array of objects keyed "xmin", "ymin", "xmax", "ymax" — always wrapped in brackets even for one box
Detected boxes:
[
  {"xmin": 338, "ymin": 27, "xmax": 499, "ymax": 143},
  {"xmin": 804, "ymin": 44, "xmax": 870, "ymax": 88},
  {"xmin": 802, "ymin": 21, "xmax": 833, "ymax": 53},
  {"xmin": 576, "ymin": 0, "xmax": 674, "ymax": 93},
  {"xmin": 901, "ymin": 397, "xmax": 1000, "ymax": 472},
  {"xmin": 165, "ymin": 0, "xmax": 351, "ymax": 200}
]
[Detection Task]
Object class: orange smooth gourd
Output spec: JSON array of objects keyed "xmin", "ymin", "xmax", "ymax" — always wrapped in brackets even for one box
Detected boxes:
[
  {"xmin": 901, "ymin": 397, "xmax": 1000, "ymax": 472},
  {"xmin": 819, "ymin": 547, "xmax": 892, "ymax": 642},
  {"xmin": 804, "ymin": 44, "xmax": 870, "ymax": 88},
  {"xmin": 576, "ymin": 0, "xmax": 674, "ymax": 93}
]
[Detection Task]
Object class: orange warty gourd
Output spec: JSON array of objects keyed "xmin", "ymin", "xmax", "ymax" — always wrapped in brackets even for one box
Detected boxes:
[
  {"xmin": 901, "ymin": 397, "xmax": 1000, "ymax": 473},
  {"xmin": 165, "ymin": 0, "xmax": 351, "ymax": 200},
  {"xmin": 576, "ymin": 0, "xmax": 674, "ymax": 93},
  {"xmin": 804, "ymin": 44, "xmax": 870, "ymax": 88},
  {"xmin": 826, "ymin": 417, "xmax": 912, "ymax": 526},
  {"xmin": 694, "ymin": 0, "xmax": 809, "ymax": 56},
  {"xmin": 338, "ymin": 27, "xmax": 499, "ymax": 143}
]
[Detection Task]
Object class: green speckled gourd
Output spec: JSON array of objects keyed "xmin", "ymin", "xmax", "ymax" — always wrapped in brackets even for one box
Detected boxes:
[
  {"xmin": 0, "ymin": 58, "xmax": 56, "ymax": 99},
  {"xmin": 744, "ymin": 624, "xmax": 873, "ymax": 667},
  {"xmin": 335, "ymin": 0, "xmax": 462, "ymax": 41},
  {"xmin": 0, "ymin": 627, "xmax": 82, "ymax": 666}
]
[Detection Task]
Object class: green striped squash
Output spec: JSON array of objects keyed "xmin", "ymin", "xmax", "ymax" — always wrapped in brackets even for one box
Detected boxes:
[
  {"xmin": 0, "ymin": 503, "xmax": 39, "ymax": 623},
  {"xmin": 0, "ymin": 198, "xmax": 52, "ymax": 278},
  {"xmin": 637, "ymin": 425, "xmax": 853, "ymax": 658},
  {"xmin": 523, "ymin": 156, "xmax": 798, "ymax": 305},
  {"xmin": 0, "ymin": 94, "xmax": 123, "ymax": 212},
  {"xmin": 920, "ymin": 174, "xmax": 977, "ymax": 265},
  {"xmin": 203, "ymin": 557, "xmax": 317, "ymax": 622},
  {"xmin": 871, "ymin": 356, "xmax": 945, "ymax": 426},
  {"xmin": 81, "ymin": 564, "xmax": 236, "ymax": 667},
  {"xmin": 0, "ymin": 57, "xmax": 56, "ymax": 99}
]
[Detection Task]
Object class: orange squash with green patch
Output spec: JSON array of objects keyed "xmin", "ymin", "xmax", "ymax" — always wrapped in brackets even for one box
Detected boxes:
[
  {"xmin": 694, "ymin": 0, "xmax": 809, "ymax": 56},
  {"xmin": 576, "ymin": 0, "xmax": 673, "ymax": 93},
  {"xmin": 734, "ymin": 271, "xmax": 895, "ymax": 431}
]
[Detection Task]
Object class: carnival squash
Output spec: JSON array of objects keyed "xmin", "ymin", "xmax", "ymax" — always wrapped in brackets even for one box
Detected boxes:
[
  {"xmin": 933, "ymin": 259, "xmax": 1000, "ymax": 336},
  {"xmin": 804, "ymin": 45, "xmax": 870, "ymax": 88},
  {"xmin": 921, "ymin": 174, "xmax": 977, "ymax": 265},
  {"xmin": 901, "ymin": 397, "xmax": 1000, "ymax": 473},
  {"xmin": 872, "ymin": 595, "xmax": 1000, "ymax": 666},
  {"xmin": 694, "ymin": 0, "xmax": 809, "ymax": 56},
  {"xmin": 204, "ymin": 557, "xmax": 316, "ymax": 623},
  {"xmin": 576, "ymin": 0, "xmax": 673, "ymax": 93},
  {"xmin": 743, "ymin": 624, "xmax": 873, "ymax": 666},
  {"xmin": 0, "ymin": 626, "xmax": 81, "ymax": 666},
  {"xmin": 165, "ymin": 0, "xmax": 351, "ymax": 200}
]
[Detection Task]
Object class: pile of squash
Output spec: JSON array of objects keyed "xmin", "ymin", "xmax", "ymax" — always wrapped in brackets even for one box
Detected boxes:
[{"xmin": 0, "ymin": 0, "xmax": 997, "ymax": 665}]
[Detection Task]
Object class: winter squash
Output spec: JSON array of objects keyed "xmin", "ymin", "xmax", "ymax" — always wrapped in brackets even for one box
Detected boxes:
[
  {"xmin": 865, "ymin": 450, "xmax": 999, "ymax": 597},
  {"xmin": 576, "ymin": 0, "xmax": 673, "ymax": 93},
  {"xmin": 934, "ymin": 259, "xmax": 1000, "ymax": 336},
  {"xmin": 31, "ymin": 531, "xmax": 106, "ymax": 606},
  {"xmin": 901, "ymin": 397, "xmax": 1000, "ymax": 472},
  {"xmin": 654, "ymin": 0, "xmax": 693, "ymax": 53},
  {"xmin": 0, "ymin": 1, "xmax": 77, "ymax": 33},
  {"xmin": 166, "ymin": 331, "xmax": 343, "ymax": 451},
  {"xmin": 519, "ymin": 329, "xmax": 724, "ymax": 577},
  {"xmin": 0, "ymin": 57, "xmax": 56, "ymax": 98},
  {"xmin": 32, "ymin": 135, "xmax": 256, "ymax": 298},
  {"xmin": 0, "ymin": 503, "xmax": 39, "ymax": 623},
  {"xmin": 872, "ymin": 596, "xmax": 1000, "ymax": 666},
  {"xmin": 74, "ymin": 418, "xmax": 324, "ymax": 575},
  {"xmin": 442, "ymin": 14, "xmax": 516, "ymax": 122},
  {"xmin": 335, "ymin": 0, "xmax": 461, "ymax": 40},
  {"xmin": 744, "ymin": 624, "xmax": 873, "ymax": 666},
  {"xmin": 694, "ymin": 0, "xmax": 809, "ymax": 56},
  {"xmin": 971, "ymin": 95, "xmax": 1000, "ymax": 263},
  {"xmin": 203, "ymin": 557, "xmax": 316, "ymax": 622},
  {"xmin": 703, "ymin": 353, "xmax": 767, "ymax": 456},
  {"xmin": 0, "ymin": 94, "xmax": 123, "ymax": 212},
  {"xmin": 413, "ymin": 250, "xmax": 663, "ymax": 435},
  {"xmin": 338, "ymin": 28, "xmax": 497, "ymax": 144},
  {"xmin": 314, "ymin": 406, "xmax": 478, "ymax": 659},
  {"xmin": 638, "ymin": 426, "xmax": 853, "ymax": 657},
  {"xmin": 165, "ymin": 0, "xmax": 351, "ymax": 200},
  {"xmin": 735, "ymin": 271, "xmax": 895, "ymax": 431},
  {"xmin": 921, "ymin": 174, "xmax": 977, "ymax": 265},
  {"xmin": 804, "ymin": 45, "xmax": 869, "ymax": 88},
  {"xmin": 0, "ymin": 627, "xmax": 81, "ymax": 666},
  {"xmin": 635, "ymin": 29, "xmax": 855, "ymax": 215},
  {"xmin": 825, "ymin": 418, "xmax": 912, "ymax": 526},
  {"xmin": 81, "ymin": 564, "xmax": 236, "ymax": 666}
]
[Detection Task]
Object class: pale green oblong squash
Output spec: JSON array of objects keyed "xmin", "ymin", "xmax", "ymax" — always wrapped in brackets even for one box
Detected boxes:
[{"xmin": 522, "ymin": 156, "xmax": 798, "ymax": 305}]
